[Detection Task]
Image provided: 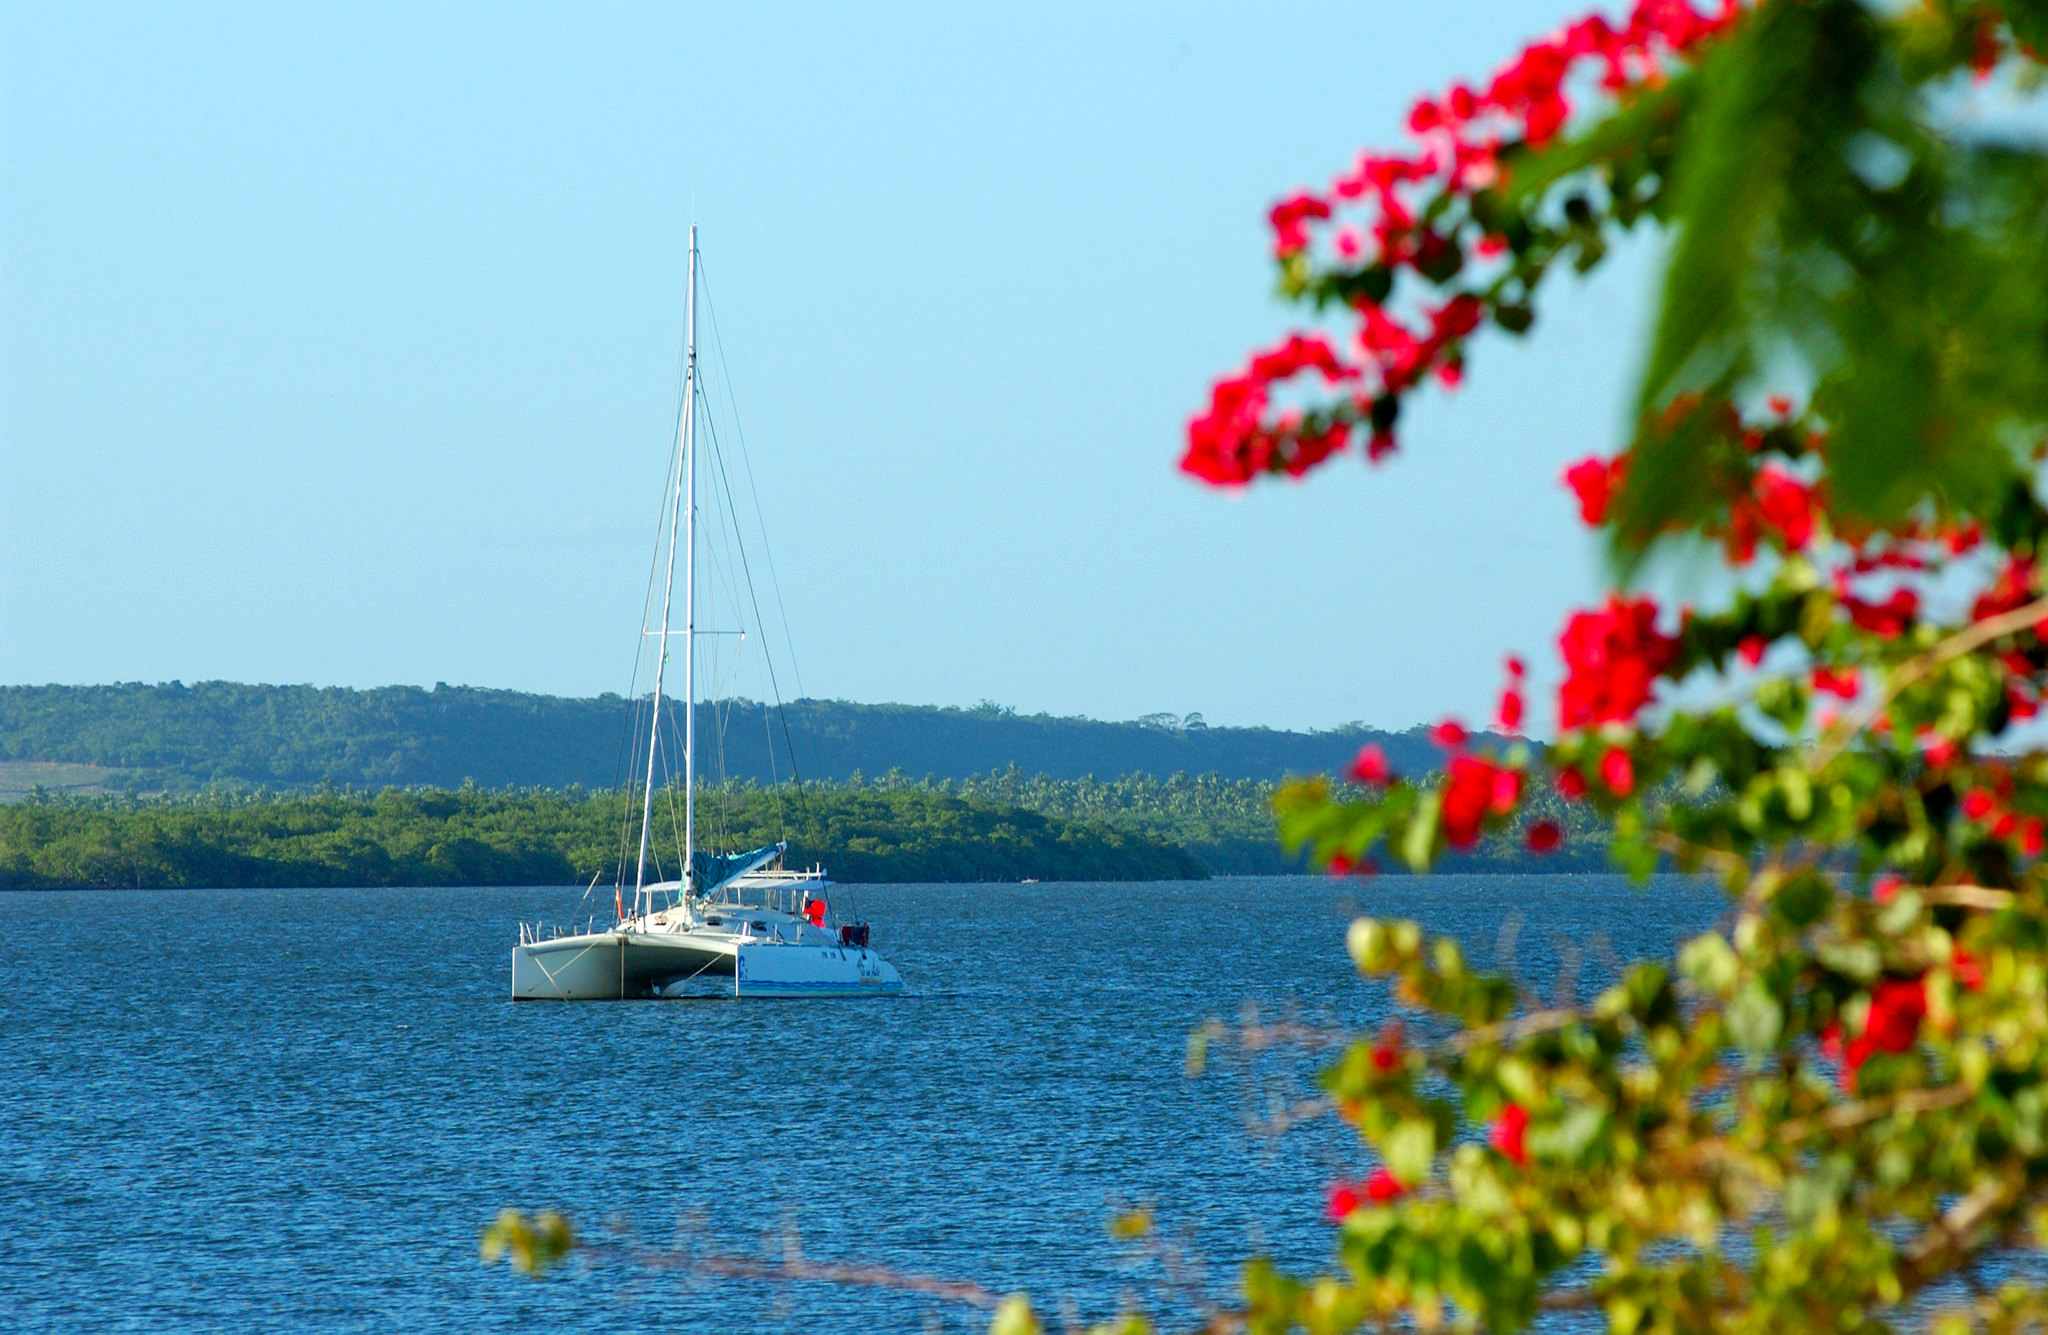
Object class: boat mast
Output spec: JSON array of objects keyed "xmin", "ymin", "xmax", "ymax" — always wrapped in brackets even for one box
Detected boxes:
[
  {"xmin": 682, "ymin": 225, "xmax": 698, "ymax": 902},
  {"xmin": 633, "ymin": 226, "xmax": 697, "ymax": 924}
]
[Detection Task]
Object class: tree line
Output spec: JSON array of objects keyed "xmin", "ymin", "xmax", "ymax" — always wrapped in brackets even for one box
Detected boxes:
[
  {"xmin": 0, "ymin": 781, "xmax": 1208, "ymax": 890},
  {"xmin": 0, "ymin": 767, "xmax": 1617, "ymax": 891}
]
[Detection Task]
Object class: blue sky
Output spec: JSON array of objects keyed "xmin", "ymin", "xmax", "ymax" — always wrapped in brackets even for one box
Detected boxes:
[{"xmin": 1, "ymin": 1, "xmax": 1656, "ymax": 731}]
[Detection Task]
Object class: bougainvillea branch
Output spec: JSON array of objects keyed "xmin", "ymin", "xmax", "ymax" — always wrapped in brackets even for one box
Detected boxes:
[{"xmin": 1140, "ymin": 2, "xmax": 2048, "ymax": 1333}]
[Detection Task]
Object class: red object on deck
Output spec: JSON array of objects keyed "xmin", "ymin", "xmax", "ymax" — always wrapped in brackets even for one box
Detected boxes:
[{"xmin": 806, "ymin": 899, "xmax": 826, "ymax": 926}]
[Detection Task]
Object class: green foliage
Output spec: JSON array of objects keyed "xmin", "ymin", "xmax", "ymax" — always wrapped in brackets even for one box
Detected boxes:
[
  {"xmin": 1124, "ymin": 4, "xmax": 2048, "ymax": 1333},
  {"xmin": 1624, "ymin": 0, "xmax": 2048, "ymax": 545}
]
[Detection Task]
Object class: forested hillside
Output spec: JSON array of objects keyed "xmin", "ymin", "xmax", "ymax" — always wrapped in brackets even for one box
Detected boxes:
[{"xmin": 0, "ymin": 682, "xmax": 1448, "ymax": 794}]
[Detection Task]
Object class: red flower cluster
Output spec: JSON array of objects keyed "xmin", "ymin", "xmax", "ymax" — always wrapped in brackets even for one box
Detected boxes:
[
  {"xmin": 1184, "ymin": 334, "xmax": 1358, "ymax": 486},
  {"xmin": 1557, "ymin": 595, "xmax": 1678, "ymax": 729},
  {"xmin": 1442, "ymin": 754, "xmax": 1523, "ymax": 848},
  {"xmin": 1187, "ymin": 2, "xmax": 1743, "ymax": 486},
  {"xmin": 1325, "ymin": 1168, "xmax": 1407, "ymax": 1221},
  {"xmin": 1726, "ymin": 464, "xmax": 1817, "ymax": 562},
  {"xmin": 1952, "ymin": 781, "xmax": 2047, "ymax": 857},
  {"xmin": 1525, "ymin": 819, "xmax": 1563, "ymax": 853},
  {"xmin": 1820, "ymin": 976, "xmax": 1927, "ymax": 1090}
]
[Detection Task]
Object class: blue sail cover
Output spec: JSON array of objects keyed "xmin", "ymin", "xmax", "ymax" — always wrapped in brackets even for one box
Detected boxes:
[{"xmin": 690, "ymin": 842, "xmax": 784, "ymax": 894}]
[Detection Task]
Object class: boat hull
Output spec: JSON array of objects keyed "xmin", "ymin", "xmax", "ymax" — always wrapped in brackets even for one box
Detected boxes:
[
  {"xmin": 510, "ymin": 931, "xmax": 728, "ymax": 1000},
  {"xmin": 510, "ymin": 930, "xmax": 902, "ymax": 1000},
  {"xmin": 728, "ymin": 941, "xmax": 904, "ymax": 998}
]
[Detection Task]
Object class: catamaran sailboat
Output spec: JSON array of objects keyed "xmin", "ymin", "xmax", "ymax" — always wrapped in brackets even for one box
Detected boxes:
[{"xmin": 510, "ymin": 228, "xmax": 903, "ymax": 1000}]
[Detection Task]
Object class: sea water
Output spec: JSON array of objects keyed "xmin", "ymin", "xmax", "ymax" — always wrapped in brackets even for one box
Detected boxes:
[{"xmin": 0, "ymin": 875, "xmax": 1725, "ymax": 1332}]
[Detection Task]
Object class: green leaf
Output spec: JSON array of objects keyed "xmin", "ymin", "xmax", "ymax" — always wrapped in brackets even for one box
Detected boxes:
[
  {"xmin": 1724, "ymin": 980, "xmax": 1785, "ymax": 1054},
  {"xmin": 1679, "ymin": 931, "xmax": 1740, "ymax": 994},
  {"xmin": 1383, "ymin": 1116, "xmax": 1437, "ymax": 1185}
]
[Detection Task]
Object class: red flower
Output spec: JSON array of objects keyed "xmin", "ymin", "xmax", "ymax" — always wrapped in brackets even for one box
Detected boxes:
[
  {"xmin": 1497, "ymin": 656, "xmax": 1528, "ymax": 732},
  {"xmin": 1811, "ymin": 665, "xmax": 1860, "ymax": 700},
  {"xmin": 1269, "ymin": 191, "xmax": 1331, "ymax": 257},
  {"xmin": 1962, "ymin": 789, "xmax": 1996, "ymax": 822},
  {"xmin": 1844, "ymin": 587, "xmax": 1919, "ymax": 639},
  {"xmin": 1365, "ymin": 1167, "xmax": 1406, "ymax": 1202},
  {"xmin": 1440, "ymin": 757, "xmax": 1494, "ymax": 848},
  {"xmin": 1738, "ymin": 635, "xmax": 1769, "ymax": 669},
  {"xmin": 1971, "ymin": 16, "xmax": 2001, "ymax": 79},
  {"xmin": 1371, "ymin": 1033, "xmax": 1402, "ymax": 1072},
  {"xmin": 1871, "ymin": 875, "xmax": 1903, "ymax": 904},
  {"xmin": 1752, "ymin": 466, "xmax": 1816, "ymax": 550},
  {"xmin": 1863, "ymin": 977, "xmax": 1927, "ymax": 1055},
  {"xmin": 1557, "ymin": 766, "xmax": 1588, "ymax": 800},
  {"xmin": 1824, "ymin": 976, "xmax": 1928, "ymax": 1091},
  {"xmin": 1324, "ymin": 1181, "xmax": 1363, "ymax": 1222},
  {"xmin": 1489, "ymin": 1103, "xmax": 1530, "ymax": 1165},
  {"xmin": 1557, "ymin": 595, "xmax": 1677, "ymax": 729},
  {"xmin": 1492, "ymin": 766, "xmax": 1523, "ymax": 811},
  {"xmin": 1562, "ymin": 455, "xmax": 1626, "ymax": 526},
  {"xmin": 1767, "ymin": 394, "xmax": 1793, "ymax": 416},
  {"xmin": 1432, "ymin": 718, "xmax": 1469, "ymax": 750},
  {"xmin": 1430, "ymin": 294, "xmax": 1485, "ymax": 341},
  {"xmin": 1972, "ymin": 556, "xmax": 2037, "ymax": 623},
  {"xmin": 1439, "ymin": 756, "xmax": 1522, "ymax": 849},
  {"xmin": 1525, "ymin": 820, "xmax": 1562, "ymax": 853},
  {"xmin": 1600, "ymin": 747, "xmax": 1635, "ymax": 797},
  {"xmin": 1347, "ymin": 744, "xmax": 1392, "ymax": 786},
  {"xmin": 1952, "ymin": 947, "xmax": 1985, "ymax": 992}
]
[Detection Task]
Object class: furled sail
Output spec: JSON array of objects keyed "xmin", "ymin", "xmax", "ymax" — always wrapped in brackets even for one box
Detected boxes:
[{"xmin": 690, "ymin": 841, "xmax": 784, "ymax": 896}]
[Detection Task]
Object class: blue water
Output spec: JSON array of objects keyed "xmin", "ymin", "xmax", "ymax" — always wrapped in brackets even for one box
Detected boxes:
[{"xmin": 0, "ymin": 875, "xmax": 1724, "ymax": 1331}]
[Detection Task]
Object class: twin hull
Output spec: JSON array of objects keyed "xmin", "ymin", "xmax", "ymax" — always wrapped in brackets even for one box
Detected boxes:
[{"xmin": 510, "ymin": 930, "xmax": 902, "ymax": 1000}]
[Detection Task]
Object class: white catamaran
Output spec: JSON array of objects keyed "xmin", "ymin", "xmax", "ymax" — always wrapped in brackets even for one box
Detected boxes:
[{"xmin": 510, "ymin": 228, "xmax": 904, "ymax": 1000}]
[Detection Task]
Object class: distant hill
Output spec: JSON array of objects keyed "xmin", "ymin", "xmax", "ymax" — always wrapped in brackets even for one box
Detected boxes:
[{"xmin": 0, "ymin": 682, "xmax": 1454, "ymax": 796}]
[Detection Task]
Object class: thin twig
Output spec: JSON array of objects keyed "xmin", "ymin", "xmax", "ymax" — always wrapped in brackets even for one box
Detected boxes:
[
  {"xmin": 1904, "ymin": 1173, "xmax": 2017, "ymax": 1281},
  {"xmin": 637, "ymin": 1249, "xmax": 1005, "ymax": 1309},
  {"xmin": 1812, "ymin": 593, "xmax": 2048, "ymax": 772},
  {"xmin": 1914, "ymin": 883, "xmax": 2018, "ymax": 910},
  {"xmin": 1449, "ymin": 1007, "xmax": 1584, "ymax": 1052},
  {"xmin": 1774, "ymin": 1082, "xmax": 1974, "ymax": 1143}
]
